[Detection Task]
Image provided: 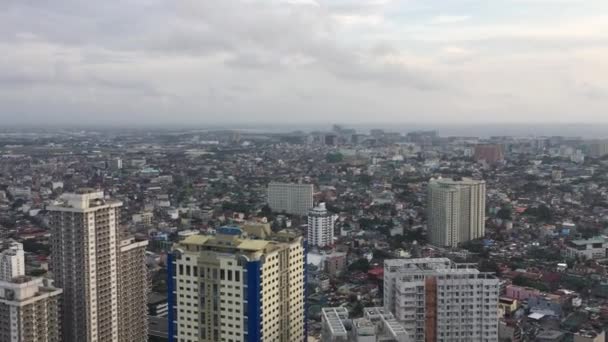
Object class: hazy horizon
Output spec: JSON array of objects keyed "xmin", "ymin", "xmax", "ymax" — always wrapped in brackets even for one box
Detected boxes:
[{"xmin": 2, "ymin": 122, "xmax": 608, "ymax": 139}]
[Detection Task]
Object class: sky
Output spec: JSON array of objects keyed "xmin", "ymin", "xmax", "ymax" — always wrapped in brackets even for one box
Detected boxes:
[{"xmin": 1, "ymin": 0, "xmax": 608, "ymax": 126}]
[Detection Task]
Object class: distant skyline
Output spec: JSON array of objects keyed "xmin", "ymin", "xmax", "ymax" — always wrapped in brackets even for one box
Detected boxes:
[{"xmin": 1, "ymin": 0, "xmax": 608, "ymax": 125}]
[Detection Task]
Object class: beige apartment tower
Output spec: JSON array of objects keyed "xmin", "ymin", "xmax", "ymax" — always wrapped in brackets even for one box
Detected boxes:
[
  {"xmin": 169, "ymin": 226, "xmax": 306, "ymax": 342},
  {"xmin": 48, "ymin": 189, "xmax": 148, "ymax": 342},
  {"xmin": 427, "ymin": 178, "xmax": 486, "ymax": 247},
  {"xmin": 267, "ymin": 182, "xmax": 314, "ymax": 216}
]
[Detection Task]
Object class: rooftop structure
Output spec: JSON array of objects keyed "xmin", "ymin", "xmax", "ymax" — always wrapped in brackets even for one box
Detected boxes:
[{"xmin": 321, "ymin": 307, "xmax": 410, "ymax": 342}]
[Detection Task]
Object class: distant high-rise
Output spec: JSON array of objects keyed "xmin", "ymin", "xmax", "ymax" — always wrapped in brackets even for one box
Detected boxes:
[
  {"xmin": 0, "ymin": 276, "xmax": 63, "ymax": 342},
  {"xmin": 384, "ymin": 258, "xmax": 499, "ymax": 342},
  {"xmin": 307, "ymin": 203, "xmax": 337, "ymax": 248},
  {"xmin": 588, "ymin": 140, "xmax": 608, "ymax": 158},
  {"xmin": 168, "ymin": 227, "xmax": 306, "ymax": 342},
  {"xmin": 48, "ymin": 189, "xmax": 148, "ymax": 342},
  {"xmin": 427, "ymin": 178, "xmax": 486, "ymax": 247},
  {"xmin": 0, "ymin": 240, "xmax": 25, "ymax": 281},
  {"xmin": 473, "ymin": 144, "xmax": 504, "ymax": 164},
  {"xmin": 267, "ymin": 182, "xmax": 314, "ymax": 216}
]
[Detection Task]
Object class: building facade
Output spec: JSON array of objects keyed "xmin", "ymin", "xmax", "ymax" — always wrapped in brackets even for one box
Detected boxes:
[
  {"xmin": 0, "ymin": 277, "xmax": 62, "ymax": 342},
  {"xmin": 308, "ymin": 203, "xmax": 337, "ymax": 248},
  {"xmin": 118, "ymin": 238, "xmax": 149, "ymax": 342},
  {"xmin": 427, "ymin": 178, "xmax": 486, "ymax": 248},
  {"xmin": 564, "ymin": 236, "xmax": 608, "ymax": 260},
  {"xmin": 267, "ymin": 182, "xmax": 314, "ymax": 216},
  {"xmin": 48, "ymin": 189, "xmax": 148, "ymax": 342},
  {"xmin": 473, "ymin": 144, "xmax": 504, "ymax": 164},
  {"xmin": 0, "ymin": 241, "xmax": 25, "ymax": 281},
  {"xmin": 384, "ymin": 258, "xmax": 499, "ymax": 342},
  {"xmin": 168, "ymin": 227, "xmax": 306, "ymax": 342}
]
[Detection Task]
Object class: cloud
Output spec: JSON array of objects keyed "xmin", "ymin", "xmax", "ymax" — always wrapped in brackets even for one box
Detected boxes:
[
  {"xmin": 0, "ymin": 0, "xmax": 608, "ymax": 125},
  {"xmin": 431, "ymin": 15, "xmax": 472, "ymax": 24}
]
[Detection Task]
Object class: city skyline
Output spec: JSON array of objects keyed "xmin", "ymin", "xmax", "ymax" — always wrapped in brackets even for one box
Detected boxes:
[{"xmin": 1, "ymin": 0, "xmax": 608, "ymax": 125}]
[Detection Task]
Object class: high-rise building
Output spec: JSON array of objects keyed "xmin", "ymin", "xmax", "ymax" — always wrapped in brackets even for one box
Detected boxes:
[
  {"xmin": 588, "ymin": 140, "xmax": 608, "ymax": 158},
  {"xmin": 168, "ymin": 227, "xmax": 306, "ymax": 342},
  {"xmin": 384, "ymin": 258, "xmax": 499, "ymax": 342},
  {"xmin": 0, "ymin": 240, "xmax": 25, "ymax": 281},
  {"xmin": 321, "ymin": 307, "xmax": 410, "ymax": 342},
  {"xmin": 307, "ymin": 203, "xmax": 337, "ymax": 248},
  {"xmin": 427, "ymin": 178, "xmax": 486, "ymax": 247},
  {"xmin": 118, "ymin": 237, "xmax": 149, "ymax": 342},
  {"xmin": 267, "ymin": 182, "xmax": 314, "ymax": 216},
  {"xmin": 473, "ymin": 144, "xmax": 504, "ymax": 164},
  {"xmin": 0, "ymin": 276, "xmax": 63, "ymax": 342},
  {"xmin": 48, "ymin": 189, "xmax": 148, "ymax": 342}
]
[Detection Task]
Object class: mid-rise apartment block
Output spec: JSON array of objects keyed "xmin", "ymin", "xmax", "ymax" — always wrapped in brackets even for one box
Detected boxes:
[
  {"xmin": 267, "ymin": 182, "xmax": 314, "ymax": 216},
  {"xmin": 48, "ymin": 189, "xmax": 148, "ymax": 342},
  {"xmin": 427, "ymin": 178, "xmax": 486, "ymax": 247},
  {"xmin": 168, "ymin": 227, "xmax": 306, "ymax": 342},
  {"xmin": 384, "ymin": 258, "xmax": 499, "ymax": 342},
  {"xmin": 0, "ymin": 276, "xmax": 62, "ymax": 342},
  {"xmin": 308, "ymin": 203, "xmax": 338, "ymax": 248}
]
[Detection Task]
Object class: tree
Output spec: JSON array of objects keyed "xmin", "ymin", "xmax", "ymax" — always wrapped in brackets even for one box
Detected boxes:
[
  {"xmin": 348, "ymin": 258, "xmax": 370, "ymax": 272},
  {"xmin": 326, "ymin": 152, "xmax": 344, "ymax": 163},
  {"xmin": 497, "ymin": 207, "xmax": 512, "ymax": 220}
]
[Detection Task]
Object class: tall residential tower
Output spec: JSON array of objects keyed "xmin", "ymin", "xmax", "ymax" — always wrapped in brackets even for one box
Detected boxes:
[
  {"xmin": 168, "ymin": 227, "xmax": 306, "ymax": 342},
  {"xmin": 307, "ymin": 203, "xmax": 337, "ymax": 248},
  {"xmin": 384, "ymin": 258, "xmax": 499, "ymax": 342},
  {"xmin": 48, "ymin": 189, "xmax": 148, "ymax": 342},
  {"xmin": 427, "ymin": 178, "xmax": 486, "ymax": 248}
]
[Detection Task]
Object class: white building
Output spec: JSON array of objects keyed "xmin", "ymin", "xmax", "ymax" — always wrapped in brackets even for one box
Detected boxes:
[
  {"xmin": 48, "ymin": 189, "xmax": 148, "ymax": 342},
  {"xmin": 321, "ymin": 307, "xmax": 410, "ymax": 342},
  {"xmin": 170, "ymin": 227, "xmax": 305, "ymax": 342},
  {"xmin": 565, "ymin": 236, "xmax": 608, "ymax": 260},
  {"xmin": 0, "ymin": 241, "xmax": 25, "ymax": 281},
  {"xmin": 267, "ymin": 182, "xmax": 314, "ymax": 216},
  {"xmin": 427, "ymin": 178, "xmax": 486, "ymax": 247},
  {"xmin": 308, "ymin": 203, "xmax": 338, "ymax": 248},
  {"xmin": 384, "ymin": 258, "xmax": 499, "ymax": 342}
]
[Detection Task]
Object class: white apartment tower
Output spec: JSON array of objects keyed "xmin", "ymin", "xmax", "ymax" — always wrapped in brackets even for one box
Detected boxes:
[
  {"xmin": 48, "ymin": 189, "xmax": 148, "ymax": 342},
  {"xmin": 0, "ymin": 240, "xmax": 25, "ymax": 281},
  {"xmin": 169, "ymin": 227, "xmax": 306, "ymax": 342},
  {"xmin": 308, "ymin": 203, "xmax": 337, "ymax": 248},
  {"xmin": 427, "ymin": 178, "xmax": 486, "ymax": 247},
  {"xmin": 384, "ymin": 258, "xmax": 499, "ymax": 342},
  {"xmin": 267, "ymin": 182, "xmax": 314, "ymax": 216}
]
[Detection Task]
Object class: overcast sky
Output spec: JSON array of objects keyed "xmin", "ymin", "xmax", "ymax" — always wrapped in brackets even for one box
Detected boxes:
[{"xmin": 1, "ymin": 0, "xmax": 608, "ymax": 126}]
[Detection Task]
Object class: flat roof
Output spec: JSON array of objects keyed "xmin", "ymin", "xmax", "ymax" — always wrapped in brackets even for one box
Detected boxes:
[{"xmin": 322, "ymin": 307, "xmax": 349, "ymax": 337}]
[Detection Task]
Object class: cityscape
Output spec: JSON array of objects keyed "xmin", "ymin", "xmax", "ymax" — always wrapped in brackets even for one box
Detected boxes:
[
  {"xmin": 1, "ymin": 127, "xmax": 608, "ymax": 342},
  {"xmin": 3, "ymin": 0, "xmax": 608, "ymax": 341}
]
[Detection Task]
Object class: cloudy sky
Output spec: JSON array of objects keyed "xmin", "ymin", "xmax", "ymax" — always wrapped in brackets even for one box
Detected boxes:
[{"xmin": 1, "ymin": 0, "xmax": 608, "ymax": 126}]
